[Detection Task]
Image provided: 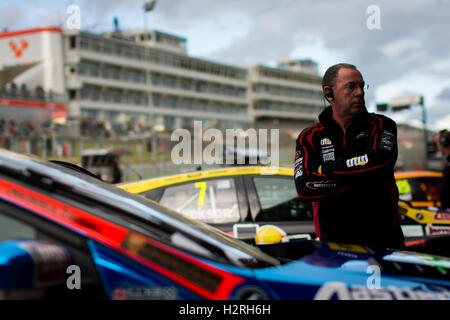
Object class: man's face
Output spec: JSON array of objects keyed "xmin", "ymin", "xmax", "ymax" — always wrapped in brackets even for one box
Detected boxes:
[{"xmin": 330, "ymin": 68, "xmax": 366, "ymax": 118}]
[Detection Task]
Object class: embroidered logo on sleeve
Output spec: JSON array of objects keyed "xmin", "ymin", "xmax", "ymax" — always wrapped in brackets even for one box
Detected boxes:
[
  {"xmin": 294, "ymin": 157, "xmax": 304, "ymax": 178},
  {"xmin": 380, "ymin": 131, "xmax": 395, "ymax": 151}
]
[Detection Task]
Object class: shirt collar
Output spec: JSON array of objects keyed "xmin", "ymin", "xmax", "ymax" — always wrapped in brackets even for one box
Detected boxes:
[{"xmin": 319, "ymin": 105, "xmax": 369, "ymax": 128}]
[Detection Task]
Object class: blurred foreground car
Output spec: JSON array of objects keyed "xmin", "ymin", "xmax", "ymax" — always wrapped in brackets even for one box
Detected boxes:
[{"xmin": 1, "ymin": 149, "xmax": 450, "ymax": 300}]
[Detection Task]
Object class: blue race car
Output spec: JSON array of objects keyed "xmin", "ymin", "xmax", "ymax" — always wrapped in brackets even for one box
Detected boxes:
[{"xmin": 0, "ymin": 149, "xmax": 449, "ymax": 300}]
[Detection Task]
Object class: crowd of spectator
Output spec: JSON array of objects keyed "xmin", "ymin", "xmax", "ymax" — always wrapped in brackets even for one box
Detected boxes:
[
  {"xmin": 0, "ymin": 116, "xmax": 44, "ymax": 153},
  {"xmin": 0, "ymin": 82, "xmax": 56, "ymax": 102}
]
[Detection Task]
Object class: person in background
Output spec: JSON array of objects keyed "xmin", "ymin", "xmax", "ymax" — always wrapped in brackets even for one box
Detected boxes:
[
  {"xmin": 107, "ymin": 158, "xmax": 122, "ymax": 184},
  {"xmin": 434, "ymin": 129, "xmax": 450, "ymax": 209}
]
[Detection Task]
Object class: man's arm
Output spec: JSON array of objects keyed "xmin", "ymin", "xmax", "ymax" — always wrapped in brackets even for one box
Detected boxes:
[
  {"xmin": 294, "ymin": 127, "xmax": 349, "ymax": 200},
  {"xmin": 321, "ymin": 115, "xmax": 397, "ymax": 178}
]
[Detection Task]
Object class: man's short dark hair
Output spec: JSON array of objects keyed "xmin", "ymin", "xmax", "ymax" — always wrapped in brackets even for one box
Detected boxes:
[{"xmin": 322, "ymin": 63, "xmax": 357, "ymax": 88}]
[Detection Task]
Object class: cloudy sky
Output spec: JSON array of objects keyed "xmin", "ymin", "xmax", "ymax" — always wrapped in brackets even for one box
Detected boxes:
[{"xmin": 1, "ymin": 0, "xmax": 449, "ymax": 130}]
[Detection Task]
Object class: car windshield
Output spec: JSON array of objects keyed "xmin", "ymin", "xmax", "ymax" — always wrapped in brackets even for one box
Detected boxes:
[{"xmin": 0, "ymin": 151, "xmax": 279, "ymax": 269}]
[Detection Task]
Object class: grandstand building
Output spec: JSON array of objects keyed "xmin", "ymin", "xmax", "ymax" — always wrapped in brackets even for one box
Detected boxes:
[{"xmin": 0, "ymin": 27, "xmax": 324, "ymax": 140}]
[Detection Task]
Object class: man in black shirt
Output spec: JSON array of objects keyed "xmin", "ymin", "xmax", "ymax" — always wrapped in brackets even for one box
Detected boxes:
[{"xmin": 294, "ymin": 63, "xmax": 404, "ymax": 249}]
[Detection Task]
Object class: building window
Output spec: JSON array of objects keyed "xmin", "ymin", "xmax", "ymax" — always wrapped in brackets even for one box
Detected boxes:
[
  {"xmin": 68, "ymin": 90, "xmax": 77, "ymax": 100},
  {"xmin": 69, "ymin": 36, "xmax": 77, "ymax": 49}
]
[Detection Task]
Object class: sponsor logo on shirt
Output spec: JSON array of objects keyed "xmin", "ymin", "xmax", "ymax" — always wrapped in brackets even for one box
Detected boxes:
[
  {"xmin": 306, "ymin": 181, "xmax": 337, "ymax": 190},
  {"xmin": 346, "ymin": 154, "xmax": 369, "ymax": 168},
  {"xmin": 320, "ymin": 138, "xmax": 335, "ymax": 162},
  {"xmin": 355, "ymin": 132, "xmax": 368, "ymax": 140},
  {"xmin": 323, "ymin": 152, "xmax": 335, "ymax": 161},
  {"xmin": 294, "ymin": 157, "xmax": 304, "ymax": 178},
  {"xmin": 295, "ymin": 156, "xmax": 303, "ymax": 166}
]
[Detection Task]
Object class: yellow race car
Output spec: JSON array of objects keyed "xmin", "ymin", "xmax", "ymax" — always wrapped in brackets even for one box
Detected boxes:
[
  {"xmin": 395, "ymin": 171, "xmax": 442, "ymax": 208},
  {"xmin": 118, "ymin": 167, "xmax": 447, "ymax": 242},
  {"xmin": 395, "ymin": 171, "xmax": 448, "ymax": 237},
  {"xmin": 118, "ymin": 166, "xmax": 314, "ymax": 243}
]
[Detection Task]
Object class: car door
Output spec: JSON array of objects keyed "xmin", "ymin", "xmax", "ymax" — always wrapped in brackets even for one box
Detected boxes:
[
  {"xmin": 147, "ymin": 176, "xmax": 249, "ymax": 235},
  {"xmin": 244, "ymin": 175, "xmax": 315, "ymax": 237}
]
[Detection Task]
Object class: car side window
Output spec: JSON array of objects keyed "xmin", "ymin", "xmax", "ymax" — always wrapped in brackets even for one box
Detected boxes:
[
  {"xmin": 159, "ymin": 178, "xmax": 241, "ymax": 224},
  {"xmin": 0, "ymin": 201, "xmax": 107, "ymax": 299},
  {"xmin": 253, "ymin": 177, "xmax": 313, "ymax": 222},
  {"xmin": 0, "ymin": 211, "xmax": 37, "ymax": 242},
  {"xmin": 398, "ymin": 177, "xmax": 441, "ymax": 203},
  {"xmin": 416, "ymin": 177, "xmax": 441, "ymax": 202},
  {"xmin": 397, "ymin": 178, "xmax": 413, "ymax": 201}
]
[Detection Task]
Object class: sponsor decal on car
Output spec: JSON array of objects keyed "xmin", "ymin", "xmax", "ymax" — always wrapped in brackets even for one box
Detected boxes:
[
  {"xmin": 111, "ymin": 286, "xmax": 178, "ymax": 300},
  {"xmin": 434, "ymin": 212, "xmax": 450, "ymax": 221},
  {"xmin": 426, "ymin": 225, "xmax": 450, "ymax": 235},
  {"xmin": 314, "ymin": 281, "xmax": 450, "ymax": 300}
]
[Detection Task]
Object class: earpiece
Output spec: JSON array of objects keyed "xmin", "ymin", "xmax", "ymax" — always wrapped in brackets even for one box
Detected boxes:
[{"xmin": 325, "ymin": 89, "xmax": 334, "ymax": 100}]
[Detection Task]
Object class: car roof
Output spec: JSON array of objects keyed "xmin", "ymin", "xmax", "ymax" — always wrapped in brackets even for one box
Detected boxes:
[
  {"xmin": 394, "ymin": 171, "xmax": 443, "ymax": 179},
  {"xmin": 118, "ymin": 166, "xmax": 294, "ymax": 193},
  {"xmin": 80, "ymin": 148, "xmax": 129, "ymax": 157}
]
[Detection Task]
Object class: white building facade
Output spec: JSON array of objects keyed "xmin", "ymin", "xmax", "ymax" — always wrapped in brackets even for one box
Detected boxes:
[{"xmin": 0, "ymin": 27, "xmax": 324, "ymax": 139}]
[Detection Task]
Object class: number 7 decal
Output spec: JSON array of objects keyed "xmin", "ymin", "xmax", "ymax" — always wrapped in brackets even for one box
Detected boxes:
[{"xmin": 195, "ymin": 182, "xmax": 207, "ymax": 206}]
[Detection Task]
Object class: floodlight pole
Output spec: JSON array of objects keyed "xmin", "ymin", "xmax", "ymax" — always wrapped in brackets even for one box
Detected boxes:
[
  {"xmin": 420, "ymin": 96, "xmax": 428, "ymax": 169},
  {"xmin": 143, "ymin": 0, "xmax": 157, "ymax": 30}
]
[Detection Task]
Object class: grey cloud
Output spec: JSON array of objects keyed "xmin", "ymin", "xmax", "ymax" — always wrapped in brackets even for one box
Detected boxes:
[
  {"xmin": 1, "ymin": 0, "xmax": 448, "ymax": 126},
  {"xmin": 188, "ymin": 0, "xmax": 450, "ymax": 90},
  {"xmin": 437, "ymin": 87, "xmax": 450, "ymax": 101},
  {"xmin": 0, "ymin": 5, "xmax": 24, "ymax": 30}
]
